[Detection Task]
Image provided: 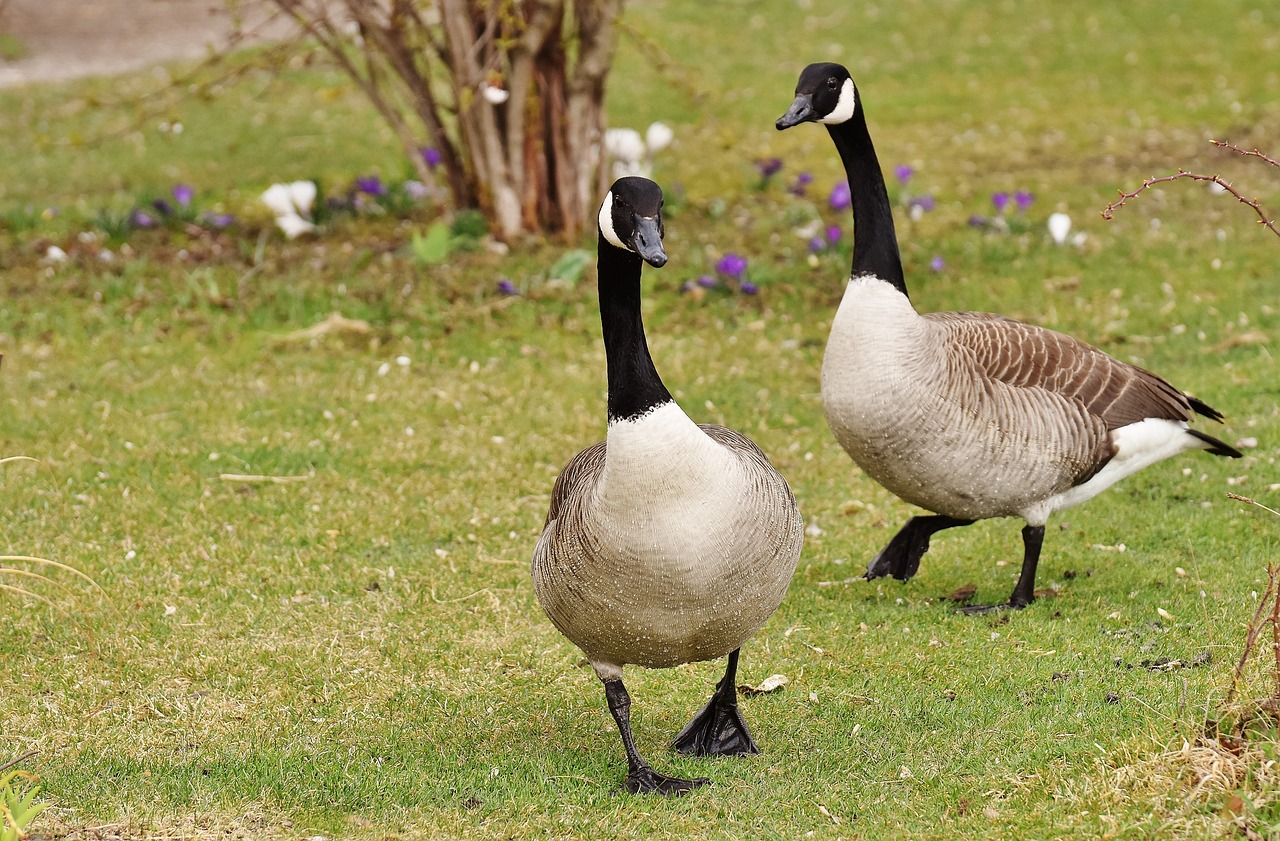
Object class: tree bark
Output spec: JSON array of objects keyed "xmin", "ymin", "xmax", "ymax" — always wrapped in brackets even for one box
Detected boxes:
[{"xmin": 263, "ymin": 0, "xmax": 625, "ymax": 242}]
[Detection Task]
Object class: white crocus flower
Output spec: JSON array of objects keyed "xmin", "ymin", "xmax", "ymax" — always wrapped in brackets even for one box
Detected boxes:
[
  {"xmin": 604, "ymin": 127, "xmax": 651, "ymax": 178},
  {"xmin": 268, "ymin": 207, "xmax": 312, "ymax": 238},
  {"xmin": 1047, "ymin": 212, "xmax": 1072, "ymax": 245},
  {"xmin": 645, "ymin": 122, "xmax": 674, "ymax": 154},
  {"xmin": 288, "ymin": 180, "xmax": 317, "ymax": 217},
  {"xmin": 604, "ymin": 128, "xmax": 646, "ymax": 164},
  {"xmin": 274, "ymin": 213, "xmax": 316, "ymax": 240},
  {"xmin": 482, "ymin": 85, "xmax": 510, "ymax": 104},
  {"xmin": 261, "ymin": 183, "xmax": 297, "ymax": 218},
  {"xmin": 262, "ymin": 181, "xmax": 319, "ymax": 239}
]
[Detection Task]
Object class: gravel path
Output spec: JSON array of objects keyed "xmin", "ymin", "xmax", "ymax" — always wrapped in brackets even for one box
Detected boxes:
[{"xmin": 0, "ymin": 0, "xmax": 303, "ymax": 88}]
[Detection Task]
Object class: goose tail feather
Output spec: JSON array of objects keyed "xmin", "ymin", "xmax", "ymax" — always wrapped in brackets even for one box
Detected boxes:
[{"xmin": 1187, "ymin": 428, "xmax": 1243, "ymax": 459}]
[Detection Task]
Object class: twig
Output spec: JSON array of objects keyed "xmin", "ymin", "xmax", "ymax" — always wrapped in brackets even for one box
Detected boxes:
[
  {"xmin": 1227, "ymin": 494, "xmax": 1280, "ymax": 704},
  {"xmin": 217, "ymin": 473, "xmax": 311, "ymax": 484},
  {"xmin": 0, "ymin": 751, "xmax": 38, "ymax": 775},
  {"xmin": 1101, "ymin": 140, "xmax": 1280, "ymax": 240},
  {"xmin": 1272, "ymin": 559, "xmax": 1280, "ymax": 704},
  {"xmin": 1215, "ymin": 140, "xmax": 1280, "ymax": 169},
  {"xmin": 1223, "ymin": 564, "xmax": 1275, "ymax": 709}
]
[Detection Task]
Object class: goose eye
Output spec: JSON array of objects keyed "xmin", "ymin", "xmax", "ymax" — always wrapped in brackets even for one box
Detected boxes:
[{"xmin": 827, "ymin": 77, "xmax": 839, "ymax": 90}]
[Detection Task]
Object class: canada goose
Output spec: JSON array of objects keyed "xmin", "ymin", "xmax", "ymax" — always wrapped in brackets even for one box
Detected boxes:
[
  {"xmin": 532, "ymin": 177, "xmax": 804, "ymax": 794},
  {"xmin": 776, "ymin": 63, "xmax": 1241, "ymax": 612}
]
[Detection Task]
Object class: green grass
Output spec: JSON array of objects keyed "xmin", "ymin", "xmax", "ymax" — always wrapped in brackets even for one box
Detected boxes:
[{"xmin": 2, "ymin": 0, "xmax": 1280, "ymax": 838}]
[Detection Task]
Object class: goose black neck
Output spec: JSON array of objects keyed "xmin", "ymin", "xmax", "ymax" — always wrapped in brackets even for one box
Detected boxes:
[
  {"xmin": 827, "ymin": 110, "xmax": 908, "ymax": 298},
  {"xmin": 597, "ymin": 239, "xmax": 672, "ymax": 423}
]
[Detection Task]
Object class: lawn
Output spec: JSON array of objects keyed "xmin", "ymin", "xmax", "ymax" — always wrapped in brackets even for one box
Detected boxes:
[{"xmin": 2, "ymin": 0, "xmax": 1279, "ymax": 838}]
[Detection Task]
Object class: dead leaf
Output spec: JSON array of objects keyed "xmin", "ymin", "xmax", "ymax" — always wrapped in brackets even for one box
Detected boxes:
[
  {"xmin": 218, "ymin": 473, "xmax": 311, "ymax": 485},
  {"xmin": 279, "ymin": 312, "xmax": 373, "ymax": 344},
  {"xmin": 945, "ymin": 584, "xmax": 977, "ymax": 602},
  {"xmin": 739, "ymin": 674, "xmax": 788, "ymax": 696},
  {"xmin": 1211, "ymin": 329, "xmax": 1269, "ymax": 352}
]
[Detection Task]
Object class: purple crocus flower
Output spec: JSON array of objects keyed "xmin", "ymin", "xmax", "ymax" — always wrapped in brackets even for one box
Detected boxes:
[
  {"xmin": 172, "ymin": 184, "xmax": 194, "ymax": 207},
  {"xmin": 808, "ymin": 237, "xmax": 826, "ymax": 253},
  {"xmin": 908, "ymin": 194, "xmax": 936, "ymax": 212},
  {"xmin": 152, "ymin": 198, "xmax": 175, "ymax": 216},
  {"xmin": 201, "ymin": 212, "xmax": 235, "ymax": 229},
  {"xmin": 991, "ymin": 192, "xmax": 1010, "ymax": 214},
  {"xmin": 755, "ymin": 157, "xmax": 783, "ymax": 178},
  {"xmin": 715, "ymin": 253, "xmax": 747, "ymax": 279},
  {"xmin": 826, "ymin": 225, "xmax": 842, "ymax": 244},
  {"xmin": 1015, "ymin": 190, "xmax": 1035, "ymax": 212},
  {"xmin": 967, "ymin": 214, "xmax": 988, "ymax": 228},
  {"xmin": 788, "ymin": 171, "xmax": 813, "ymax": 196},
  {"xmin": 740, "ymin": 281, "xmax": 759, "ymax": 295},
  {"xmin": 356, "ymin": 176, "xmax": 387, "ymax": 197},
  {"xmin": 497, "ymin": 278, "xmax": 518, "ymax": 296},
  {"xmin": 403, "ymin": 180, "xmax": 430, "ymax": 201},
  {"xmin": 421, "ymin": 147, "xmax": 442, "ymax": 169},
  {"xmin": 829, "ymin": 180, "xmax": 851, "ymax": 212},
  {"xmin": 129, "ymin": 209, "xmax": 158, "ymax": 229},
  {"xmin": 894, "ymin": 164, "xmax": 914, "ymax": 184},
  {"xmin": 929, "ymin": 255, "xmax": 945, "ymax": 273},
  {"xmin": 696, "ymin": 274, "xmax": 717, "ymax": 289}
]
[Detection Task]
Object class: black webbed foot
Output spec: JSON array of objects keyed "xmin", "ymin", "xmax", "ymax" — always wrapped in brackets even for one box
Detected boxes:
[
  {"xmin": 671, "ymin": 648, "xmax": 759, "ymax": 757},
  {"xmin": 866, "ymin": 515, "xmax": 974, "ymax": 581},
  {"xmin": 670, "ymin": 692, "xmax": 759, "ymax": 756},
  {"xmin": 624, "ymin": 766, "xmax": 710, "ymax": 796},
  {"xmin": 955, "ymin": 599, "xmax": 1030, "ymax": 615}
]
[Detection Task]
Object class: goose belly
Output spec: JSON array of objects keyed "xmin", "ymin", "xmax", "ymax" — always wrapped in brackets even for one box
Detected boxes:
[
  {"xmin": 821, "ymin": 294, "xmax": 1098, "ymax": 520},
  {"xmin": 823, "ymin": 385, "xmax": 1083, "ymax": 520},
  {"xmin": 534, "ymin": 492, "xmax": 798, "ymax": 669},
  {"xmin": 532, "ymin": 409, "xmax": 802, "ymax": 670}
]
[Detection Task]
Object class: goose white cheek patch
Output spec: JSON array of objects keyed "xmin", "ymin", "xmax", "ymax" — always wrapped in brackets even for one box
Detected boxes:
[
  {"xmin": 598, "ymin": 192, "xmax": 628, "ymax": 250},
  {"xmin": 819, "ymin": 79, "xmax": 857, "ymax": 124}
]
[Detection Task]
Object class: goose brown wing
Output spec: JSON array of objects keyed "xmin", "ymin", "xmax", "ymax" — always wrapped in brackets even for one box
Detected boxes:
[
  {"xmin": 928, "ymin": 312, "xmax": 1197, "ymax": 430},
  {"xmin": 542, "ymin": 440, "xmax": 607, "ymax": 528}
]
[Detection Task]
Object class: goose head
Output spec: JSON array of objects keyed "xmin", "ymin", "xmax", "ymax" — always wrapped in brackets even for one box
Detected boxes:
[
  {"xmin": 775, "ymin": 62, "xmax": 857, "ymax": 129},
  {"xmin": 599, "ymin": 176, "xmax": 668, "ymax": 268}
]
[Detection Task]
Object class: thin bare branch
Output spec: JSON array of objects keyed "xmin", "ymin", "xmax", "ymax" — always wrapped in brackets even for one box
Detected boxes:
[
  {"xmin": 0, "ymin": 752, "xmax": 38, "ymax": 776},
  {"xmin": 1215, "ymin": 140, "xmax": 1280, "ymax": 169},
  {"xmin": 1101, "ymin": 140, "xmax": 1280, "ymax": 240},
  {"xmin": 1223, "ymin": 494, "xmax": 1280, "ymax": 706},
  {"xmin": 1224, "ymin": 570, "xmax": 1275, "ymax": 709}
]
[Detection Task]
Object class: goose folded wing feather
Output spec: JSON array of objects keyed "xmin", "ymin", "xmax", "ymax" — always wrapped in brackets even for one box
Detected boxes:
[{"xmin": 932, "ymin": 313, "xmax": 1207, "ymax": 428}]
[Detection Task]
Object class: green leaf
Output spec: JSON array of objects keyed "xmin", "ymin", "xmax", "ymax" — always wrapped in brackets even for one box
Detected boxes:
[
  {"xmin": 548, "ymin": 249, "xmax": 591, "ymax": 285},
  {"xmin": 411, "ymin": 222, "xmax": 452, "ymax": 266},
  {"xmin": 0, "ymin": 771, "xmax": 48, "ymax": 841}
]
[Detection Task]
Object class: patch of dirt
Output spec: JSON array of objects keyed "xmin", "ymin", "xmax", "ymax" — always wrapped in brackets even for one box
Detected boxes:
[{"xmin": 0, "ymin": 0, "xmax": 302, "ymax": 88}]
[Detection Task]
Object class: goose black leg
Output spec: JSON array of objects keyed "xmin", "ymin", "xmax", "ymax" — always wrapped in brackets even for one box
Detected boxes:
[
  {"xmin": 958, "ymin": 524, "xmax": 1045, "ymax": 615},
  {"xmin": 603, "ymin": 678, "xmax": 708, "ymax": 796},
  {"xmin": 866, "ymin": 515, "xmax": 975, "ymax": 581},
  {"xmin": 671, "ymin": 648, "xmax": 759, "ymax": 757}
]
